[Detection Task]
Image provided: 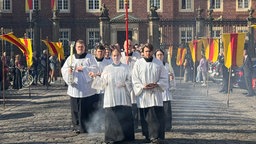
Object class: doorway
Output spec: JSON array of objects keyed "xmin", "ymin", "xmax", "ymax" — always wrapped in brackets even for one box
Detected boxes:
[{"xmin": 117, "ymin": 31, "xmax": 132, "ymax": 51}]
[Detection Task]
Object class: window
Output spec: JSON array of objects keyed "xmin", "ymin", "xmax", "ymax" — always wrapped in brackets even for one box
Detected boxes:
[
  {"xmin": 87, "ymin": 0, "xmax": 101, "ymax": 13},
  {"xmin": 179, "ymin": 27, "xmax": 193, "ymax": 44},
  {"xmin": 147, "ymin": 0, "xmax": 162, "ymax": 12},
  {"xmin": 212, "ymin": 27, "xmax": 223, "ymax": 38},
  {"xmin": 57, "ymin": 0, "xmax": 70, "ymax": 13},
  {"xmin": 117, "ymin": 0, "xmax": 132, "ymax": 12},
  {"xmin": 26, "ymin": 29, "xmax": 34, "ymax": 39},
  {"xmin": 179, "ymin": 0, "xmax": 194, "ymax": 12},
  {"xmin": 237, "ymin": 0, "xmax": 250, "ymax": 11},
  {"xmin": 1, "ymin": 0, "xmax": 12, "ymax": 13},
  {"xmin": 87, "ymin": 28, "xmax": 100, "ymax": 49},
  {"xmin": 32, "ymin": 0, "xmax": 40, "ymax": 10},
  {"xmin": 236, "ymin": 26, "xmax": 248, "ymax": 40},
  {"xmin": 59, "ymin": 28, "xmax": 71, "ymax": 53},
  {"xmin": 25, "ymin": 0, "xmax": 40, "ymax": 12},
  {"xmin": 208, "ymin": 0, "xmax": 223, "ymax": 11}
]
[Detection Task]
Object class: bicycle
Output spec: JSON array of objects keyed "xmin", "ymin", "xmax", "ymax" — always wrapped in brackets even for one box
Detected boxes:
[{"xmin": 21, "ymin": 68, "xmax": 34, "ymax": 87}]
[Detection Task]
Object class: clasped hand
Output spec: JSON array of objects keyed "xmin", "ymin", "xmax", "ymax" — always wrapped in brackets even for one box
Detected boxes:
[{"xmin": 144, "ymin": 83, "xmax": 158, "ymax": 89}]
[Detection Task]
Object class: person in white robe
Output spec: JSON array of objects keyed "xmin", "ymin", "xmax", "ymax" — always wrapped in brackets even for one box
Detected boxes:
[
  {"xmin": 104, "ymin": 46, "xmax": 113, "ymax": 65},
  {"xmin": 93, "ymin": 44, "xmax": 111, "ymax": 132},
  {"xmin": 61, "ymin": 39, "xmax": 99, "ymax": 134},
  {"xmin": 132, "ymin": 43, "xmax": 168, "ymax": 143},
  {"xmin": 90, "ymin": 47, "xmax": 135, "ymax": 144},
  {"xmin": 155, "ymin": 49, "xmax": 174, "ymax": 131},
  {"xmin": 120, "ymin": 39, "xmax": 141, "ymax": 130}
]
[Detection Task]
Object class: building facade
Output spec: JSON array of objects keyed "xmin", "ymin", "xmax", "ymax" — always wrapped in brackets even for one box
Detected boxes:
[{"xmin": 0, "ymin": 0, "xmax": 255, "ymax": 58}]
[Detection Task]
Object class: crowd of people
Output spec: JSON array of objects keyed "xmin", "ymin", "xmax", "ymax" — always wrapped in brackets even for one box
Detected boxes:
[
  {"xmin": 182, "ymin": 47, "xmax": 256, "ymax": 97},
  {"xmin": 61, "ymin": 39, "xmax": 176, "ymax": 144},
  {"xmin": 0, "ymin": 49, "xmax": 59, "ymax": 90}
]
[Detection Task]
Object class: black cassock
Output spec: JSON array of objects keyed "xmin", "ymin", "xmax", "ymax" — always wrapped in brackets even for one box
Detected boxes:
[{"xmin": 104, "ymin": 106, "xmax": 134, "ymax": 143}]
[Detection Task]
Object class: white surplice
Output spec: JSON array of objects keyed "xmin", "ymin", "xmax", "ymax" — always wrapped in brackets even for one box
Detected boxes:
[
  {"xmin": 94, "ymin": 58, "xmax": 112, "ymax": 94},
  {"xmin": 120, "ymin": 51, "xmax": 141, "ymax": 104},
  {"xmin": 132, "ymin": 58, "xmax": 168, "ymax": 108},
  {"xmin": 162, "ymin": 63, "xmax": 174, "ymax": 101},
  {"xmin": 92, "ymin": 63, "xmax": 133, "ymax": 108},
  {"xmin": 61, "ymin": 54, "xmax": 98, "ymax": 98}
]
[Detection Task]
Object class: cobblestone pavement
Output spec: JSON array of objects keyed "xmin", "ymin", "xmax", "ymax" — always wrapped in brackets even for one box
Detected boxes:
[{"xmin": 0, "ymin": 79, "xmax": 256, "ymax": 144}]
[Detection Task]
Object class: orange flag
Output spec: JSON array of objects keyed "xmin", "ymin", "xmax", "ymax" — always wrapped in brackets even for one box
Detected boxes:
[
  {"xmin": 176, "ymin": 48, "xmax": 187, "ymax": 66},
  {"xmin": 42, "ymin": 40, "xmax": 59, "ymax": 56},
  {"xmin": 51, "ymin": 0, "xmax": 57, "ymax": 11},
  {"xmin": 25, "ymin": 0, "xmax": 33, "ymax": 11},
  {"xmin": 0, "ymin": 32, "xmax": 28, "ymax": 55},
  {"xmin": 42, "ymin": 40, "xmax": 65, "ymax": 62},
  {"xmin": 202, "ymin": 38, "xmax": 219, "ymax": 63},
  {"xmin": 189, "ymin": 40, "xmax": 203, "ymax": 63},
  {"xmin": 56, "ymin": 42, "xmax": 65, "ymax": 61},
  {"xmin": 19, "ymin": 38, "xmax": 33, "ymax": 68},
  {"xmin": 167, "ymin": 46, "xmax": 173, "ymax": 64},
  {"xmin": 222, "ymin": 33, "xmax": 245, "ymax": 68}
]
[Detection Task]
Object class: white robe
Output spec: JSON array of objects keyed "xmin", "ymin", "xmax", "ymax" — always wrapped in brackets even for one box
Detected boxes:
[
  {"xmin": 162, "ymin": 63, "xmax": 174, "ymax": 101},
  {"xmin": 94, "ymin": 58, "xmax": 111, "ymax": 94},
  {"xmin": 120, "ymin": 51, "xmax": 141, "ymax": 104},
  {"xmin": 132, "ymin": 58, "xmax": 168, "ymax": 108},
  {"xmin": 61, "ymin": 54, "xmax": 98, "ymax": 98},
  {"xmin": 104, "ymin": 57, "xmax": 113, "ymax": 65},
  {"xmin": 92, "ymin": 63, "xmax": 133, "ymax": 108}
]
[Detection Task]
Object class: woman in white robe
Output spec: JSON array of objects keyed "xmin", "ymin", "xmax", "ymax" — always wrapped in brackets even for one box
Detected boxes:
[
  {"xmin": 90, "ymin": 47, "xmax": 134, "ymax": 144},
  {"xmin": 61, "ymin": 40, "xmax": 99, "ymax": 134},
  {"xmin": 155, "ymin": 49, "xmax": 174, "ymax": 131}
]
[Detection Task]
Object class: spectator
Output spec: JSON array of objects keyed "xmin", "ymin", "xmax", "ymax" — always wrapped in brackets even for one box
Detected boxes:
[{"xmin": 13, "ymin": 54, "xmax": 22, "ymax": 90}]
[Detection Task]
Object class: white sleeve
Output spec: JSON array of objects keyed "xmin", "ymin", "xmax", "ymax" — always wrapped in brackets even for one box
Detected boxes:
[
  {"xmin": 157, "ymin": 65, "xmax": 169, "ymax": 91},
  {"xmin": 132, "ymin": 61, "xmax": 144, "ymax": 96},
  {"xmin": 61, "ymin": 56, "xmax": 72, "ymax": 85}
]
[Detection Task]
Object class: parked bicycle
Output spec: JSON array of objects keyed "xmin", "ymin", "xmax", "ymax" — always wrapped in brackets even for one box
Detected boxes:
[{"xmin": 21, "ymin": 68, "xmax": 34, "ymax": 87}]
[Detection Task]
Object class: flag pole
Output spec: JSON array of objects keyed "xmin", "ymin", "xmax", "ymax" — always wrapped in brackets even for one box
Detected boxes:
[
  {"xmin": 227, "ymin": 67, "xmax": 232, "ymax": 107},
  {"xmin": 125, "ymin": 0, "xmax": 129, "ymax": 63},
  {"xmin": 1, "ymin": 27, "xmax": 6, "ymax": 109},
  {"xmin": 206, "ymin": 61, "xmax": 209, "ymax": 96},
  {"xmin": 180, "ymin": 65, "xmax": 182, "ymax": 83},
  {"xmin": 46, "ymin": 37, "xmax": 49, "ymax": 90},
  {"xmin": 24, "ymin": 33, "xmax": 31, "ymax": 98},
  {"xmin": 206, "ymin": 37, "xmax": 211, "ymax": 96}
]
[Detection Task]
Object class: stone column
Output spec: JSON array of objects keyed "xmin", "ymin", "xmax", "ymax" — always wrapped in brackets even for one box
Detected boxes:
[
  {"xmin": 207, "ymin": 8, "xmax": 214, "ymax": 38},
  {"xmin": 247, "ymin": 8, "xmax": 256, "ymax": 58},
  {"xmin": 32, "ymin": 9, "xmax": 41, "ymax": 53},
  {"xmin": 52, "ymin": 10, "xmax": 60, "ymax": 42},
  {"xmin": 148, "ymin": 6, "xmax": 160, "ymax": 50},
  {"xmin": 196, "ymin": 7, "xmax": 204, "ymax": 38},
  {"xmin": 99, "ymin": 3, "xmax": 110, "ymax": 44}
]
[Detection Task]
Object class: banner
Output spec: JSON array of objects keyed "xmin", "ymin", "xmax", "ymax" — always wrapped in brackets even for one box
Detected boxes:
[
  {"xmin": 176, "ymin": 48, "xmax": 187, "ymax": 66},
  {"xmin": 19, "ymin": 38, "xmax": 33, "ymax": 68},
  {"xmin": 56, "ymin": 42, "xmax": 65, "ymax": 61},
  {"xmin": 222, "ymin": 33, "xmax": 245, "ymax": 68},
  {"xmin": 189, "ymin": 40, "xmax": 203, "ymax": 63},
  {"xmin": 202, "ymin": 38, "xmax": 219, "ymax": 63},
  {"xmin": 51, "ymin": 0, "xmax": 57, "ymax": 11},
  {"xmin": 0, "ymin": 32, "xmax": 28, "ymax": 55},
  {"xmin": 42, "ymin": 40, "xmax": 58, "ymax": 56},
  {"xmin": 25, "ymin": 0, "xmax": 33, "ymax": 11},
  {"xmin": 42, "ymin": 40, "xmax": 64, "ymax": 62},
  {"xmin": 167, "ymin": 46, "xmax": 173, "ymax": 64}
]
